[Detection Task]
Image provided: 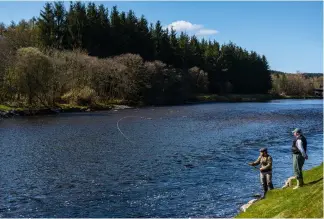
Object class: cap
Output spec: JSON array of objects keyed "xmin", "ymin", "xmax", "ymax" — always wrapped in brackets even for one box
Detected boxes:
[
  {"xmin": 292, "ymin": 128, "xmax": 302, "ymax": 134},
  {"xmin": 259, "ymin": 147, "xmax": 267, "ymax": 152}
]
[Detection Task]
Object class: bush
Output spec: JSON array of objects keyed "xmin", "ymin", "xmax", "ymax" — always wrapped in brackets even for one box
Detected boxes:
[
  {"xmin": 142, "ymin": 60, "xmax": 188, "ymax": 105},
  {"xmin": 271, "ymin": 73, "xmax": 323, "ymax": 96},
  {"xmin": 61, "ymin": 86, "xmax": 97, "ymax": 106},
  {"xmin": 188, "ymin": 66, "xmax": 209, "ymax": 94},
  {"xmin": 11, "ymin": 47, "xmax": 54, "ymax": 106},
  {"xmin": 113, "ymin": 53, "xmax": 146, "ymax": 101},
  {"xmin": 90, "ymin": 58, "xmax": 127, "ymax": 99}
]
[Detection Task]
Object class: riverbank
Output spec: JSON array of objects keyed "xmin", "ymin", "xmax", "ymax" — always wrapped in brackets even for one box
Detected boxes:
[
  {"xmin": 188, "ymin": 94, "xmax": 322, "ymax": 103},
  {"xmin": 0, "ymin": 94, "xmax": 322, "ymax": 118},
  {"xmin": 0, "ymin": 102, "xmax": 133, "ymax": 118},
  {"xmin": 186, "ymin": 94, "xmax": 274, "ymax": 103},
  {"xmin": 235, "ymin": 162, "xmax": 323, "ymax": 218}
]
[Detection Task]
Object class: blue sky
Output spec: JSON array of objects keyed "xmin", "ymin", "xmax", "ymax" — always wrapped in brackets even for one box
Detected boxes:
[{"xmin": 0, "ymin": 1, "xmax": 322, "ymax": 73}]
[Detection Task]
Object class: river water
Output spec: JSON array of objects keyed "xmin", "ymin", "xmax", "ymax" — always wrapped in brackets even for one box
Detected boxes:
[{"xmin": 0, "ymin": 99, "xmax": 322, "ymax": 217}]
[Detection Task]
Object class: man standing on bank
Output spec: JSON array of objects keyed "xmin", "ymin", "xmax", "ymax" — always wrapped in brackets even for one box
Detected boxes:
[
  {"xmin": 248, "ymin": 148, "xmax": 274, "ymax": 198},
  {"xmin": 291, "ymin": 128, "xmax": 308, "ymax": 189}
]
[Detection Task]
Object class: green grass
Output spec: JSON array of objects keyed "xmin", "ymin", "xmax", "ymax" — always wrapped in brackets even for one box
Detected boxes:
[
  {"xmin": 0, "ymin": 104, "xmax": 13, "ymax": 111},
  {"xmin": 235, "ymin": 163, "xmax": 323, "ymax": 218},
  {"xmin": 57, "ymin": 102, "xmax": 116, "ymax": 110},
  {"xmin": 56, "ymin": 103, "xmax": 88, "ymax": 110}
]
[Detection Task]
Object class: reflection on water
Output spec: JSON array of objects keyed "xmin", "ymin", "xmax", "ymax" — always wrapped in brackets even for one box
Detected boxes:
[{"xmin": 0, "ymin": 99, "xmax": 322, "ymax": 217}]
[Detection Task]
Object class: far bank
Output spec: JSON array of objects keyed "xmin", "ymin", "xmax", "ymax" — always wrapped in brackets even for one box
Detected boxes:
[{"xmin": 0, "ymin": 94, "xmax": 322, "ymax": 119}]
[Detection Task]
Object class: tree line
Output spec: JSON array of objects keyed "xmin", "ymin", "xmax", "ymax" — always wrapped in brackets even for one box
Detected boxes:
[
  {"xmin": 0, "ymin": 1, "xmax": 278, "ymax": 107},
  {"xmin": 270, "ymin": 73, "xmax": 323, "ymax": 97}
]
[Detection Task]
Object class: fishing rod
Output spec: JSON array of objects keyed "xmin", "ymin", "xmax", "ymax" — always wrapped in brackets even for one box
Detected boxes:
[
  {"xmin": 250, "ymin": 165, "xmax": 259, "ymax": 171},
  {"xmin": 241, "ymin": 160, "xmax": 260, "ymax": 171}
]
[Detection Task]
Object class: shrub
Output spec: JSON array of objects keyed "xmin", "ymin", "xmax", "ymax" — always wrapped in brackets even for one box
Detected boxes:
[
  {"xmin": 11, "ymin": 47, "xmax": 54, "ymax": 106},
  {"xmin": 61, "ymin": 86, "xmax": 97, "ymax": 106}
]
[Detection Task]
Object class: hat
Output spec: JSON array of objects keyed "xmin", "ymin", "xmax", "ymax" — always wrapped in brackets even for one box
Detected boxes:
[
  {"xmin": 259, "ymin": 147, "xmax": 267, "ymax": 152},
  {"xmin": 292, "ymin": 128, "xmax": 302, "ymax": 134}
]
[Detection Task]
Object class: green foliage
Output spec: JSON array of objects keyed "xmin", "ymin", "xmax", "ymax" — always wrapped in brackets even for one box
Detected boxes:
[
  {"xmin": 0, "ymin": 104, "xmax": 13, "ymax": 111},
  {"xmin": 61, "ymin": 86, "xmax": 97, "ymax": 105},
  {"xmin": 188, "ymin": 66, "xmax": 209, "ymax": 94},
  {"xmin": 3, "ymin": 19, "xmax": 39, "ymax": 50},
  {"xmin": 10, "ymin": 47, "xmax": 55, "ymax": 107},
  {"xmin": 143, "ymin": 60, "xmax": 182, "ymax": 105}
]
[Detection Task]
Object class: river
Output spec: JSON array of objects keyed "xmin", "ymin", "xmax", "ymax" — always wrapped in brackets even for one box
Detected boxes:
[{"xmin": 0, "ymin": 99, "xmax": 322, "ymax": 217}]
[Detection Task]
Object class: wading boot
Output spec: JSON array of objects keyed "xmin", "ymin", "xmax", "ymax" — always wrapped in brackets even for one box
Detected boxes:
[
  {"xmin": 268, "ymin": 183, "xmax": 274, "ymax": 190},
  {"xmin": 261, "ymin": 185, "xmax": 268, "ymax": 199},
  {"xmin": 299, "ymin": 178, "xmax": 304, "ymax": 187}
]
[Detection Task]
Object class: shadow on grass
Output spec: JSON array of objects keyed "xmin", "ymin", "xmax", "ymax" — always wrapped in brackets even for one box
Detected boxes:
[{"xmin": 305, "ymin": 177, "xmax": 323, "ymax": 186}]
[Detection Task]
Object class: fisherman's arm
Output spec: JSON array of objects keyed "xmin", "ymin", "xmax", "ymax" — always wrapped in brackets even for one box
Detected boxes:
[
  {"xmin": 260, "ymin": 156, "xmax": 272, "ymax": 171},
  {"xmin": 249, "ymin": 156, "xmax": 261, "ymax": 166},
  {"xmin": 296, "ymin": 139, "xmax": 308, "ymax": 159}
]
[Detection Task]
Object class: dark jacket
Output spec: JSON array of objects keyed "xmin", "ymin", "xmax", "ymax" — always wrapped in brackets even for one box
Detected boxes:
[{"xmin": 292, "ymin": 135, "xmax": 307, "ymax": 154}]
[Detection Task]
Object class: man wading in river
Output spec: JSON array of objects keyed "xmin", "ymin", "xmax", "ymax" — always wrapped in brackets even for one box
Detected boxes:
[
  {"xmin": 291, "ymin": 128, "xmax": 308, "ymax": 189},
  {"xmin": 248, "ymin": 148, "xmax": 273, "ymax": 199}
]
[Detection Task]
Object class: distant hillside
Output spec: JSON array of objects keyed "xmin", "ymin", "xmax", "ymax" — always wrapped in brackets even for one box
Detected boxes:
[
  {"xmin": 270, "ymin": 70, "xmax": 286, "ymax": 75},
  {"xmin": 270, "ymin": 70, "xmax": 323, "ymax": 78},
  {"xmin": 302, "ymin": 73, "xmax": 323, "ymax": 78}
]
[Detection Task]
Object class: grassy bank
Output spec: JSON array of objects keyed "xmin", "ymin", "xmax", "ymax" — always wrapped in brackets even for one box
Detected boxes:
[
  {"xmin": 236, "ymin": 162, "xmax": 323, "ymax": 218},
  {"xmin": 0, "ymin": 104, "xmax": 13, "ymax": 111},
  {"xmin": 0, "ymin": 102, "xmax": 116, "ymax": 117}
]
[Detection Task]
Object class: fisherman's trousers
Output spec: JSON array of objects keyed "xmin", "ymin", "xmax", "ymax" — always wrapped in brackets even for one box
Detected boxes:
[
  {"xmin": 293, "ymin": 153, "xmax": 305, "ymax": 180},
  {"xmin": 260, "ymin": 170, "xmax": 274, "ymax": 195}
]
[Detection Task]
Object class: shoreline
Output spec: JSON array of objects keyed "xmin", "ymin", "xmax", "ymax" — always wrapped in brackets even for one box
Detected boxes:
[{"xmin": 1, "ymin": 95, "xmax": 322, "ymax": 119}]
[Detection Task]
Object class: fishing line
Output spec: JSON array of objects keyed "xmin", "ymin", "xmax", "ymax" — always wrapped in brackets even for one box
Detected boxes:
[
  {"xmin": 117, "ymin": 115, "xmax": 260, "ymax": 172},
  {"xmin": 117, "ymin": 116, "xmax": 146, "ymax": 145}
]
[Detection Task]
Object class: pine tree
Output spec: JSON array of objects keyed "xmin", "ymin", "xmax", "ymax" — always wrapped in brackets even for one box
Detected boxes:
[
  {"xmin": 66, "ymin": 1, "xmax": 88, "ymax": 49},
  {"xmin": 53, "ymin": 1, "xmax": 67, "ymax": 49},
  {"xmin": 38, "ymin": 2, "xmax": 55, "ymax": 47}
]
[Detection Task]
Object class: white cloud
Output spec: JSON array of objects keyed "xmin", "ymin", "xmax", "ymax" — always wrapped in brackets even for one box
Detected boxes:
[
  {"xmin": 195, "ymin": 29, "xmax": 219, "ymax": 36},
  {"xmin": 165, "ymin": 20, "xmax": 203, "ymax": 32},
  {"xmin": 164, "ymin": 20, "xmax": 218, "ymax": 36}
]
